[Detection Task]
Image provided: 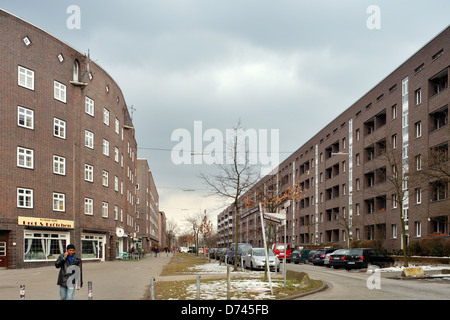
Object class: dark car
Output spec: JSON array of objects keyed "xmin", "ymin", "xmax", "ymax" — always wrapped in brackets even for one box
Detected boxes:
[
  {"xmin": 215, "ymin": 248, "xmax": 224, "ymax": 260},
  {"xmin": 307, "ymin": 250, "xmax": 317, "ymax": 264},
  {"xmin": 327, "ymin": 249, "xmax": 350, "ymax": 269},
  {"xmin": 299, "ymin": 249, "xmax": 313, "ymax": 263},
  {"xmin": 290, "ymin": 249, "xmax": 302, "ymax": 264},
  {"xmin": 345, "ymin": 248, "xmax": 395, "ymax": 269},
  {"xmin": 312, "ymin": 248, "xmax": 340, "ymax": 266},
  {"xmin": 227, "ymin": 243, "xmax": 252, "ymax": 265}
]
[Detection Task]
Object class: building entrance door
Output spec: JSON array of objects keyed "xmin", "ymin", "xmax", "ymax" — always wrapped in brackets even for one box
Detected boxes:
[{"xmin": 0, "ymin": 231, "xmax": 8, "ymax": 268}]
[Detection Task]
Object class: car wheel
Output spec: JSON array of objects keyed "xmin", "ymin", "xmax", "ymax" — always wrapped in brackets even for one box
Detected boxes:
[{"xmin": 250, "ymin": 262, "xmax": 254, "ymax": 270}]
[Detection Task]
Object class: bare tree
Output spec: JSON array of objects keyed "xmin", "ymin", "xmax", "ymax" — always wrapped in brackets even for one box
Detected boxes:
[
  {"xmin": 185, "ymin": 213, "xmax": 203, "ymax": 256},
  {"xmin": 199, "ymin": 121, "xmax": 260, "ymax": 270},
  {"xmin": 165, "ymin": 219, "xmax": 179, "ymax": 250}
]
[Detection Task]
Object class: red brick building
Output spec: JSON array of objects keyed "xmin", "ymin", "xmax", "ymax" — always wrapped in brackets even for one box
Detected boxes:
[
  {"xmin": 0, "ymin": 10, "xmax": 160, "ymax": 268},
  {"xmin": 218, "ymin": 26, "xmax": 449, "ymax": 253}
]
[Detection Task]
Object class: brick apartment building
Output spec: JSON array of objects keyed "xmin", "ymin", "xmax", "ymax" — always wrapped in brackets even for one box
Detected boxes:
[
  {"xmin": 0, "ymin": 9, "xmax": 160, "ymax": 269},
  {"xmin": 218, "ymin": 26, "xmax": 449, "ymax": 253}
]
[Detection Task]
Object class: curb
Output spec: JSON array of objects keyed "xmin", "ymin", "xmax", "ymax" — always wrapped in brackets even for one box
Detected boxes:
[{"xmin": 277, "ymin": 280, "xmax": 328, "ymax": 300}]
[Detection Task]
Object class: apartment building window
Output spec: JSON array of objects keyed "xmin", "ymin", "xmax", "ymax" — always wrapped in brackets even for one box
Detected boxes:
[
  {"xmin": 355, "ymin": 203, "xmax": 360, "ymax": 215},
  {"xmin": 392, "ymin": 134, "xmax": 397, "ymax": 149},
  {"xmin": 18, "ymin": 188, "xmax": 33, "ymax": 208},
  {"xmin": 356, "ymin": 178, "xmax": 360, "ymax": 191},
  {"xmin": 103, "ymin": 139, "xmax": 109, "ymax": 156},
  {"xmin": 18, "ymin": 106, "xmax": 34, "ymax": 129},
  {"xmin": 392, "ymin": 224, "xmax": 397, "ymax": 239},
  {"xmin": 392, "ymin": 194, "xmax": 398, "ymax": 208},
  {"xmin": 102, "ymin": 202, "xmax": 109, "ymax": 218},
  {"xmin": 356, "ymin": 153, "xmax": 360, "ymax": 166},
  {"xmin": 415, "ymin": 88, "xmax": 422, "ymax": 105},
  {"xmin": 112, "ymin": 119, "xmax": 119, "ymax": 136},
  {"xmin": 356, "ymin": 128, "xmax": 360, "ymax": 141},
  {"xmin": 416, "ymin": 155, "xmax": 422, "ymax": 171},
  {"xmin": 85, "ymin": 130, "xmax": 94, "ymax": 149},
  {"xmin": 392, "ymin": 104, "xmax": 397, "ymax": 120},
  {"xmin": 415, "ymin": 121, "xmax": 421, "ymax": 138},
  {"xmin": 18, "ymin": 66, "xmax": 34, "ymax": 90},
  {"xmin": 103, "ymin": 108, "xmax": 110, "ymax": 126},
  {"xmin": 415, "ymin": 221, "xmax": 422, "ymax": 237},
  {"xmin": 115, "ymin": 176, "xmax": 119, "ymax": 192},
  {"xmin": 53, "ymin": 155, "xmax": 66, "ymax": 175},
  {"xmin": 85, "ymin": 97, "xmax": 94, "ymax": 116},
  {"xmin": 114, "ymin": 205, "xmax": 119, "ymax": 221},
  {"xmin": 53, "ymin": 193, "xmax": 65, "ymax": 212},
  {"xmin": 102, "ymin": 170, "xmax": 109, "ymax": 187},
  {"xmin": 85, "ymin": 198, "xmax": 93, "ymax": 215},
  {"xmin": 17, "ymin": 147, "xmax": 33, "ymax": 169},
  {"xmin": 54, "ymin": 118, "xmax": 66, "ymax": 139},
  {"xmin": 415, "ymin": 188, "xmax": 421, "ymax": 204},
  {"xmin": 85, "ymin": 164, "xmax": 94, "ymax": 182},
  {"xmin": 115, "ymin": 147, "xmax": 119, "ymax": 162},
  {"xmin": 54, "ymin": 81, "xmax": 66, "ymax": 103}
]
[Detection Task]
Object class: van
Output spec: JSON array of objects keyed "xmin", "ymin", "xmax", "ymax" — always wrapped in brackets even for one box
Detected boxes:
[{"xmin": 272, "ymin": 243, "xmax": 291, "ymax": 262}]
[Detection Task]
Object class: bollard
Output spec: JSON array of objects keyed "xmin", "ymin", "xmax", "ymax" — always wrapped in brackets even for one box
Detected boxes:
[
  {"xmin": 196, "ymin": 275, "xmax": 201, "ymax": 300},
  {"xmin": 150, "ymin": 277, "xmax": 155, "ymax": 300},
  {"xmin": 20, "ymin": 285, "xmax": 25, "ymax": 300},
  {"xmin": 88, "ymin": 281, "xmax": 93, "ymax": 300},
  {"xmin": 227, "ymin": 266, "xmax": 231, "ymax": 300}
]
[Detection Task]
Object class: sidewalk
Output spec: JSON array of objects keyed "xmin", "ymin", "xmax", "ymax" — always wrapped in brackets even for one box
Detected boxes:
[{"xmin": 0, "ymin": 254, "xmax": 172, "ymax": 300}]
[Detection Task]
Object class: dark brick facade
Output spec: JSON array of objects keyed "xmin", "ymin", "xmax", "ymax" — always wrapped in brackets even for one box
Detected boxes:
[
  {"xmin": 218, "ymin": 26, "xmax": 449, "ymax": 253},
  {"xmin": 0, "ymin": 10, "xmax": 158, "ymax": 268}
]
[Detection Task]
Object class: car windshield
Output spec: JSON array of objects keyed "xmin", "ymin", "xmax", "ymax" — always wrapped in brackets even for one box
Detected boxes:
[
  {"xmin": 252, "ymin": 249, "xmax": 275, "ymax": 256},
  {"xmin": 274, "ymin": 244, "xmax": 289, "ymax": 250},
  {"xmin": 332, "ymin": 249, "xmax": 349, "ymax": 255}
]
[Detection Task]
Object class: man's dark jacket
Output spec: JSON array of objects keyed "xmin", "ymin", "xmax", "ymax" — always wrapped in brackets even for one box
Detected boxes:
[{"xmin": 55, "ymin": 253, "xmax": 83, "ymax": 287}]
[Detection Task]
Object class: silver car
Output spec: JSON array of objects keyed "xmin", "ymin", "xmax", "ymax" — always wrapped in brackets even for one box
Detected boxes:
[{"xmin": 244, "ymin": 248, "xmax": 280, "ymax": 271}]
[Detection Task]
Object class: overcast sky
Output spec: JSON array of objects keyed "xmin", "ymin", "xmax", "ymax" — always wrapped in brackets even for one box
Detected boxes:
[{"xmin": 2, "ymin": 1, "xmax": 449, "ymax": 232}]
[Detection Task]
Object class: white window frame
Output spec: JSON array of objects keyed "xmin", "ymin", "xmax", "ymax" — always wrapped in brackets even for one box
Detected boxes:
[
  {"xmin": 18, "ymin": 66, "xmax": 34, "ymax": 90},
  {"xmin": 54, "ymin": 118, "xmax": 66, "ymax": 139},
  {"xmin": 85, "ymin": 198, "xmax": 93, "ymax": 215},
  {"xmin": 54, "ymin": 81, "xmax": 66, "ymax": 103},
  {"xmin": 115, "ymin": 118, "xmax": 120, "ymax": 134},
  {"xmin": 102, "ymin": 170, "xmax": 109, "ymax": 187},
  {"xmin": 85, "ymin": 164, "xmax": 94, "ymax": 182},
  {"xmin": 415, "ymin": 188, "xmax": 421, "ymax": 204},
  {"xmin": 17, "ymin": 188, "xmax": 33, "ymax": 208},
  {"xmin": 415, "ymin": 221, "xmax": 422, "ymax": 237},
  {"xmin": 17, "ymin": 147, "xmax": 34, "ymax": 169},
  {"xmin": 115, "ymin": 176, "xmax": 119, "ymax": 192},
  {"xmin": 53, "ymin": 155, "xmax": 66, "ymax": 175},
  {"xmin": 415, "ymin": 121, "xmax": 421, "ymax": 138},
  {"xmin": 102, "ymin": 202, "xmax": 109, "ymax": 218},
  {"xmin": 103, "ymin": 108, "xmax": 110, "ymax": 126},
  {"xmin": 53, "ymin": 193, "xmax": 65, "ymax": 212},
  {"xmin": 103, "ymin": 139, "xmax": 109, "ymax": 156},
  {"xmin": 85, "ymin": 96, "xmax": 95, "ymax": 116},
  {"xmin": 85, "ymin": 130, "xmax": 94, "ymax": 149},
  {"xmin": 115, "ymin": 147, "xmax": 119, "ymax": 162},
  {"xmin": 18, "ymin": 106, "xmax": 34, "ymax": 129}
]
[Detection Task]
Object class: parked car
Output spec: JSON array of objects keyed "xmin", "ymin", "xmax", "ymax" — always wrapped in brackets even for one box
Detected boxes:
[
  {"xmin": 312, "ymin": 248, "xmax": 340, "ymax": 266},
  {"xmin": 290, "ymin": 249, "xmax": 302, "ymax": 264},
  {"xmin": 307, "ymin": 250, "xmax": 318, "ymax": 264},
  {"xmin": 345, "ymin": 248, "xmax": 395, "ymax": 269},
  {"xmin": 272, "ymin": 243, "xmax": 292, "ymax": 262},
  {"xmin": 244, "ymin": 248, "xmax": 280, "ymax": 271},
  {"xmin": 227, "ymin": 243, "xmax": 252, "ymax": 265},
  {"xmin": 220, "ymin": 248, "xmax": 229, "ymax": 262},
  {"xmin": 299, "ymin": 249, "xmax": 313, "ymax": 263},
  {"xmin": 215, "ymin": 248, "xmax": 224, "ymax": 260},
  {"xmin": 327, "ymin": 249, "xmax": 349, "ymax": 269}
]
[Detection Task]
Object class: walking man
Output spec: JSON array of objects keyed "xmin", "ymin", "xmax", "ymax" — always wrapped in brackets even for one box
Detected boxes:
[{"xmin": 55, "ymin": 244, "xmax": 83, "ymax": 300}]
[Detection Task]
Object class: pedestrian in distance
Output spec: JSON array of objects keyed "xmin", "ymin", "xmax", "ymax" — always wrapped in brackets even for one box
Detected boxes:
[{"xmin": 55, "ymin": 244, "xmax": 83, "ymax": 300}]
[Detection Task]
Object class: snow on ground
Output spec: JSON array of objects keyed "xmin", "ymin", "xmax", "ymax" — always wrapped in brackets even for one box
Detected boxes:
[{"xmin": 179, "ymin": 261, "xmax": 450, "ymax": 300}]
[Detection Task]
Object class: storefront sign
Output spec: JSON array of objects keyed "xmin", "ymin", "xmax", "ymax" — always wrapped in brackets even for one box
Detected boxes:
[{"xmin": 18, "ymin": 216, "xmax": 74, "ymax": 229}]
